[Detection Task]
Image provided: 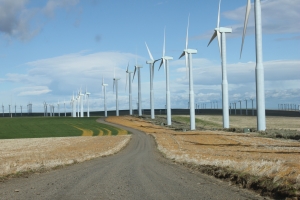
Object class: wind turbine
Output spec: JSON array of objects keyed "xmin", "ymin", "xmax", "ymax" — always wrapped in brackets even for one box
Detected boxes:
[
  {"xmin": 102, "ymin": 76, "xmax": 108, "ymax": 117},
  {"xmin": 207, "ymin": 0, "xmax": 231, "ymax": 129},
  {"xmin": 85, "ymin": 87, "xmax": 91, "ymax": 117},
  {"xmin": 179, "ymin": 15, "xmax": 197, "ymax": 130},
  {"xmin": 64, "ymin": 100, "xmax": 66, "ymax": 117},
  {"xmin": 145, "ymin": 42, "xmax": 161, "ymax": 120},
  {"xmin": 79, "ymin": 88, "xmax": 84, "ymax": 117},
  {"xmin": 125, "ymin": 63, "xmax": 133, "ymax": 115},
  {"xmin": 240, "ymin": 0, "xmax": 266, "ymax": 131},
  {"xmin": 133, "ymin": 59, "xmax": 143, "ymax": 116},
  {"xmin": 159, "ymin": 28, "xmax": 173, "ymax": 125},
  {"xmin": 57, "ymin": 100, "xmax": 60, "ymax": 117},
  {"xmin": 113, "ymin": 68, "xmax": 120, "ymax": 116}
]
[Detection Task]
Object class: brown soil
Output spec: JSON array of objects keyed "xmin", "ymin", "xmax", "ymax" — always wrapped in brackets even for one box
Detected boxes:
[{"xmin": 106, "ymin": 115, "xmax": 300, "ymax": 198}]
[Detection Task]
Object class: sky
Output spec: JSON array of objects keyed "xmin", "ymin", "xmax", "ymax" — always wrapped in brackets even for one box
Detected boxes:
[{"xmin": 0, "ymin": 0, "xmax": 299, "ymax": 113}]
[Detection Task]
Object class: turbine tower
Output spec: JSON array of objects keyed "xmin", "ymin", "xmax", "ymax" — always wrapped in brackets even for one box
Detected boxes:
[
  {"xmin": 240, "ymin": 0, "xmax": 266, "ymax": 131},
  {"xmin": 79, "ymin": 88, "xmax": 84, "ymax": 117},
  {"xmin": 113, "ymin": 69, "xmax": 120, "ymax": 116},
  {"xmin": 57, "ymin": 100, "xmax": 60, "ymax": 117},
  {"xmin": 179, "ymin": 15, "xmax": 197, "ymax": 130},
  {"xmin": 145, "ymin": 43, "xmax": 160, "ymax": 120},
  {"xmin": 85, "ymin": 87, "xmax": 91, "ymax": 117},
  {"xmin": 159, "ymin": 28, "xmax": 173, "ymax": 125},
  {"xmin": 102, "ymin": 76, "xmax": 108, "ymax": 117},
  {"xmin": 207, "ymin": 0, "xmax": 231, "ymax": 129},
  {"xmin": 125, "ymin": 63, "xmax": 133, "ymax": 115},
  {"xmin": 133, "ymin": 63, "xmax": 143, "ymax": 116}
]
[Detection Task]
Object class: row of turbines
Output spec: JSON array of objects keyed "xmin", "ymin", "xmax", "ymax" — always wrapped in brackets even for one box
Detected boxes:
[
  {"xmin": 1, "ymin": 103, "xmax": 32, "ymax": 117},
  {"xmin": 104, "ymin": 0, "xmax": 267, "ymax": 131}
]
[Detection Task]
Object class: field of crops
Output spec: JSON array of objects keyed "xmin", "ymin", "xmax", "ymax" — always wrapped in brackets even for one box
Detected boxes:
[{"xmin": 0, "ymin": 117, "xmax": 128, "ymax": 139}]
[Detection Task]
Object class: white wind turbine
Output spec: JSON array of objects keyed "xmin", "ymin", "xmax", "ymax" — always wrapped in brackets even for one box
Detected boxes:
[
  {"xmin": 133, "ymin": 59, "xmax": 143, "ymax": 116},
  {"xmin": 102, "ymin": 76, "xmax": 108, "ymax": 117},
  {"xmin": 240, "ymin": 0, "xmax": 266, "ymax": 131},
  {"xmin": 71, "ymin": 93, "xmax": 76, "ymax": 117},
  {"xmin": 113, "ymin": 68, "xmax": 120, "ymax": 116},
  {"xmin": 57, "ymin": 100, "xmax": 60, "ymax": 117},
  {"xmin": 145, "ymin": 42, "xmax": 161, "ymax": 120},
  {"xmin": 85, "ymin": 87, "xmax": 91, "ymax": 117},
  {"xmin": 179, "ymin": 15, "xmax": 197, "ymax": 130},
  {"xmin": 207, "ymin": 0, "xmax": 231, "ymax": 129},
  {"xmin": 79, "ymin": 88, "xmax": 84, "ymax": 117},
  {"xmin": 159, "ymin": 28, "xmax": 173, "ymax": 125},
  {"xmin": 125, "ymin": 62, "xmax": 133, "ymax": 115}
]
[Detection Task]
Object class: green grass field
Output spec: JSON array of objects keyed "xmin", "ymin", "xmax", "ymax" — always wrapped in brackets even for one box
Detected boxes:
[{"xmin": 0, "ymin": 117, "xmax": 128, "ymax": 139}]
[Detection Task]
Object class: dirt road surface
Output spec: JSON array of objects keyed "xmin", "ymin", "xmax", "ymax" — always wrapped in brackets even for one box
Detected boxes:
[{"xmin": 0, "ymin": 119, "xmax": 266, "ymax": 200}]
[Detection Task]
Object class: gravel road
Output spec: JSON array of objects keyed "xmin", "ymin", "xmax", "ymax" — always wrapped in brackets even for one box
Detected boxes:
[{"xmin": 0, "ymin": 119, "xmax": 266, "ymax": 200}]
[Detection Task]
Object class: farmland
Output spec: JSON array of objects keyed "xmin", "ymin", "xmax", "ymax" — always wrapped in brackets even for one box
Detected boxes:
[
  {"xmin": 0, "ymin": 117, "xmax": 130, "ymax": 178},
  {"xmin": 0, "ymin": 117, "xmax": 128, "ymax": 139},
  {"xmin": 107, "ymin": 115, "xmax": 300, "ymax": 198}
]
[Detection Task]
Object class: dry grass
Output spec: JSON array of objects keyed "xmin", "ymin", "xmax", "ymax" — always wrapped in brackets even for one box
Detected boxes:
[
  {"xmin": 195, "ymin": 115, "xmax": 300, "ymax": 130},
  {"xmin": 0, "ymin": 135, "xmax": 131, "ymax": 177},
  {"xmin": 107, "ymin": 116, "xmax": 300, "ymax": 196}
]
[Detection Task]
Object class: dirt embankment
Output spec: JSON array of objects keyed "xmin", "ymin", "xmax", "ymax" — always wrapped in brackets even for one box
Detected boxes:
[{"xmin": 106, "ymin": 116, "xmax": 300, "ymax": 199}]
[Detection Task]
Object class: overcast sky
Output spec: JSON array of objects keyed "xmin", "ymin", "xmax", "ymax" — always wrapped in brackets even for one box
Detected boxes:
[{"xmin": 0, "ymin": 0, "xmax": 299, "ymax": 112}]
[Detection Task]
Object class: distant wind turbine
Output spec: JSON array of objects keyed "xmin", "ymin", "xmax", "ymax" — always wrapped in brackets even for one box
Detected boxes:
[
  {"xmin": 207, "ymin": 0, "xmax": 231, "ymax": 129},
  {"xmin": 85, "ymin": 87, "xmax": 91, "ymax": 117},
  {"xmin": 159, "ymin": 28, "xmax": 173, "ymax": 125},
  {"xmin": 240, "ymin": 0, "xmax": 266, "ymax": 131},
  {"xmin": 179, "ymin": 15, "xmax": 197, "ymax": 130},
  {"xmin": 125, "ymin": 62, "xmax": 133, "ymax": 115},
  {"xmin": 79, "ymin": 88, "xmax": 84, "ymax": 117},
  {"xmin": 145, "ymin": 42, "xmax": 160, "ymax": 119},
  {"xmin": 57, "ymin": 100, "xmax": 60, "ymax": 117},
  {"xmin": 133, "ymin": 59, "xmax": 143, "ymax": 116},
  {"xmin": 102, "ymin": 76, "xmax": 108, "ymax": 117},
  {"xmin": 113, "ymin": 68, "xmax": 120, "ymax": 116}
]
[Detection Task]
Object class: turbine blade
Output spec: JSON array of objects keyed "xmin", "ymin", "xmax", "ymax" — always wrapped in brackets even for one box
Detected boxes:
[
  {"xmin": 179, "ymin": 51, "xmax": 185, "ymax": 59},
  {"xmin": 126, "ymin": 62, "xmax": 129, "ymax": 72},
  {"xmin": 158, "ymin": 59, "xmax": 163, "ymax": 71},
  {"xmin": 185, "ymin": 52, "xmax": 188, "ymax": 77},
  {"xmin": 125, "ymin": 73, "xmax": 128, "ymax": 91},
  {"xmin": 217, "ymin": 31, "xmax": 221, "ymax": 57},
  {"xmin": 145, "ymin": 42, "xmax": 154, "ymax": 61},
  {"xmin": 185, "ymin": 14, "xmax": 190, "ymax": 49},
  {"xmin": 217, "ymin": 0, "xmax": 221, "ymax": 28},
  {"xmin": 102, "ymin": 76, "xmax": 104, "ymax": 85},
  {"xmin": 114, "ymin": 68, "xmax": 115, "ymax": 78},
  {"xmin": 113, "ymin": 79, "xmax": 115, "ymax": 93},
  {"xmin": 163, "ymin": 27, "xmax": 166, "ymax": 57},
  {"xmin": 132, "ymin": 67, "xmax": 136, "ymax": 82},
  {"xmin": 207, "ymin": 31, "xmax": 217, "ymax": 47},
  {"xmin": 240, "ymin": 0, "xmax": 251, "ymax": 59}
]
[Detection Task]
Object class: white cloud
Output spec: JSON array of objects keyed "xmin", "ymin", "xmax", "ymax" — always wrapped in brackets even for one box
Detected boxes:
[
  {"xmin": 15, "ymin": 86, "xmax": 52, "ymax": 96},
  {"xmin": 0, "ymin": 0, "xmax": 80, "ymax": 41},
  {"xmin": 195, "ymin": 0, "xmax": 300, "ymax": 40}
]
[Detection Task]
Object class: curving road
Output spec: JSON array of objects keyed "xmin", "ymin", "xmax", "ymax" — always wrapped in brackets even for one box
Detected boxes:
[{"xmin": 0, "ymin": 119, "xmax": 265, "ymax": 200}]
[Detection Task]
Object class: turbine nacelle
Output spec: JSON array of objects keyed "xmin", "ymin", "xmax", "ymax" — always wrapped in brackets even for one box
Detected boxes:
[
  {"xmin": 162, "ymin": 56, "xmax": 173, "ymax": 60},
  {"xmin": 215, "ymin": 27, "xmax": 232, "ymax": 33}
]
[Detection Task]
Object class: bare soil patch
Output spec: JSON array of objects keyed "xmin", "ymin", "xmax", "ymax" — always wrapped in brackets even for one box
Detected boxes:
[
  {"xmin": 0, "ymin": 135, "xmax": 131, "ymax": 179},
  {"xmin": 107, "ymin": 116, "xmax": 300, "ymax": 198}
]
